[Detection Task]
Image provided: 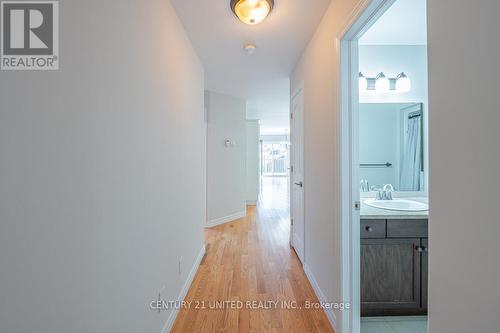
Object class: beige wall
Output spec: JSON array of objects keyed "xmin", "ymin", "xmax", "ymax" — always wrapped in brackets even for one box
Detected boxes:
[
  {"xmin": 291, "ymin": 0, "xmax": 363, "ymax": 329},
  {"xmin": 0, "ymin": 1, "xmax": 205, "ymax": 332},
  {"xmin": 428, "ymin": 0, "xmax": 500, "ymax": 332}
]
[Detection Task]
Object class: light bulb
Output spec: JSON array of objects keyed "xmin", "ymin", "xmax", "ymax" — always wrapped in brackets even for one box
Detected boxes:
[
  {"xmin": 358, "ymin": 72, "xmax": 368, "ymax": 93},
  {"xmin": 375, "ymin": 72, "xmax": 390, "ymax": 92},
  {"xmin": 395, "ymin": 72, "xmax": 411, "ymax": 92}
]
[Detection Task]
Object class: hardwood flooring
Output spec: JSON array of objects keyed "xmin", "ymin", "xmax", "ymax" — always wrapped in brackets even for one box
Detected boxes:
[{"xmin": 172, "ymin": 178, "xmax": 334, "ymax": 332}]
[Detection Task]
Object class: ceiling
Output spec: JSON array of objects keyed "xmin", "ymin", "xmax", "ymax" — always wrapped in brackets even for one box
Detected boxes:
[
  {"xmin": 170, "ymin": 0, "xmax": 331, "ymax": 134},
  {"xmin": 359, "ymin": 0, "xmax": 427, "ymax": 45}
]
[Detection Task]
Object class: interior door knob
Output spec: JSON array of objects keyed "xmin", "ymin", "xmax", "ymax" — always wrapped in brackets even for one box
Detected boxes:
[{"xmin": 294, "ymin": 181, "xmax": 303, "ymax": 187}]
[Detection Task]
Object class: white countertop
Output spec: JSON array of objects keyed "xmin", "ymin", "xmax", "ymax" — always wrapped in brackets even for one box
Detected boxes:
[{"xmin": 360, "ymin": 197, "xmax": 429, "ymax": 219}]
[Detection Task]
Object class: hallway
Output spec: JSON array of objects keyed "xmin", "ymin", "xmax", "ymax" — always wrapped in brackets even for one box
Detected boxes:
[{"xmin": 172, "ymin": 178, "xmax": 334, "ymax": 332}]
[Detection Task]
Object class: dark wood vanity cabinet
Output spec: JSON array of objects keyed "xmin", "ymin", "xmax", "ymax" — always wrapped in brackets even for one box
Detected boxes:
[
  {"xmin": 421, "ymin": 238, "xmax": 428, "ymax": 312},
  {"xmin": 361, "ymin": 219, "xmax": 428, "ymax": 316}
]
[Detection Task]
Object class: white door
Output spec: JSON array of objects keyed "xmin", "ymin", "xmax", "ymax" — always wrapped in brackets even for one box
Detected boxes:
[{"xmin": 290, "ymin": 89, "xmax": 305, "ymax": 264}]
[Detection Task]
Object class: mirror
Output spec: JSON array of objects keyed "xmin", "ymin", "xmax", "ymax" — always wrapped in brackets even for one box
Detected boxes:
[{"xmin": 359, "ymin": 103, "xmax": 425, "ymax": 192}]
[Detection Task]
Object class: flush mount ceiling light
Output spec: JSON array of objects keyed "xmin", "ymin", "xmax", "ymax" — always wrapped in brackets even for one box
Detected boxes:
[{"xmin": 230, "ymin": 0, "xmax": 274, "ymax": 25}]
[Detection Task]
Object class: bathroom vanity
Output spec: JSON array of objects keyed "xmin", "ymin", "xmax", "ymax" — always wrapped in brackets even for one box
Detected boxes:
[{"xmin": 360, "ymin": 199, "xmax": 428, "ymax": 316}]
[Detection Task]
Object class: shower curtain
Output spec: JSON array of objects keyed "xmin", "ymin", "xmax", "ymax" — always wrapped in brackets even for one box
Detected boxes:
[{"xmin": 400, "ymin": 115, "xmax": 422, "ymax": 191}]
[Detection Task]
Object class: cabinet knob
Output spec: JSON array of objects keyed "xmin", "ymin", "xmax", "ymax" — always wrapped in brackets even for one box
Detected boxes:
[
  {"xmin": 366, "ymin": 226, "xmax": 373, "ymax": 232},
  {"xmin": 416, "ymin": 246, "xmax": 423, "ymax": 252}
]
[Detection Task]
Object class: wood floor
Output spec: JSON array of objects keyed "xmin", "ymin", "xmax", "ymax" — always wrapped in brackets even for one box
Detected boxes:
[{"xmin": 172, "ymin": 178, "xmax": 334, "ymax": 332}]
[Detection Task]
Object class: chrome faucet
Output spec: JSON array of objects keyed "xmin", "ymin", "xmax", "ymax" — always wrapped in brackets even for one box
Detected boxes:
[
  {"xmin": 360, "ymin": 179, "xmax": 370, "ymax": 192},
  {"xmin": 376, "ymin": 184, "xmax": 394, "ymax": 200},
  {"xmin": 383, "ymin": 184, "xmax": 394, "ymax": 192}
]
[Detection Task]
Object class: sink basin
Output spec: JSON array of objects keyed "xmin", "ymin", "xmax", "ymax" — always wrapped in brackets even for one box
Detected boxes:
[{"xmin": 364, "ymin": 199, "xmax": 428, "ymax": 212}]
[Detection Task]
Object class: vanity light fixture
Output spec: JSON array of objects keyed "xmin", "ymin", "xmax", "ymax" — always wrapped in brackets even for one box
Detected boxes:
[
  {"xmin": 230, "ymin": 0, "xmax": 274, "ymax": 25},
  {"xmin": 375, "ymin": 72, "xmax": 390, "ymax": 92},
  {"xmin": 359, "ymin": 72, "xmax": 412, "ymax": 93},
  {"xmin": 359, "ymin": 72, "xmax": 368, "ymax": 93},
  {"xmin": 395, "ymin": 72, "xmax": 411, "ymax": 92}
]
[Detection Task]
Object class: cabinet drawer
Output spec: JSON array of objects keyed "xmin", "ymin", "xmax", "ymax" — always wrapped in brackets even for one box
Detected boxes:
[
  {"xmin": 361, "ymin": 219, "xmax": 386, "ymax": 238},
  {"xmin": 387, "ymin": 219, "xmax": 428, "ymax": 238}
]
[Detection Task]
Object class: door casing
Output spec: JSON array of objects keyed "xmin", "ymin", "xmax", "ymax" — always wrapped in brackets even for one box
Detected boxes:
[
  {"xmin": 338, "ymin": 0, "xmax": 397, "ymax": 332},
  {"xmin": 290, "ymin": 85, "xmax": 305, "ymax": 264}
]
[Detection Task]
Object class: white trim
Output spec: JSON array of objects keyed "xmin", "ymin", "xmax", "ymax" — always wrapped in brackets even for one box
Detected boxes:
[
  {"xmin": 246, "ymin": 200, "xmax": 258, "ymax": 205},
  {"xmin": 291, "ymin": 81, "xmax": 304, "ymax": 101},
  {"xmin": 289, "ymin": 84, "xmax": 301, "ymax": 248},
  {"xmin": 206, "ymin": 211, "xmax": 246, "ymax": 228},
  {"xmin": 162, "ymin": 245, "xmax": 206, "ymax": 333},
  {"xmin": 338, "ymin": 1, "xmax": 396, "ymax": 333},
  {"xmin": 339, "ymin": 35, "xmax": 361, "ymax": 333},
  {"xmin": 303, "ymin": 264, "xmax": 337, "ymax": 331}
]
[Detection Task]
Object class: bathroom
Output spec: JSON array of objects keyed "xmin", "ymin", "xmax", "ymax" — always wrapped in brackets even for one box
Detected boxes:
[{"xmin": 357, "ymin": 0, "xmax": 429, "ymax": 332}]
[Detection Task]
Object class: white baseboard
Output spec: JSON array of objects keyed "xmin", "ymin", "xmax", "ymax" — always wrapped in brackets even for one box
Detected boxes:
[
  {"xmin": 303, "ymin": 263, "xmax": 337, "ymax": 331},
  {"xmin": 162, "ymin": 245, "xmax": 206, "ymax": 333},
  {"xmin": 206, "ymin": 210, "xmax": 246, "ymax": 228}
]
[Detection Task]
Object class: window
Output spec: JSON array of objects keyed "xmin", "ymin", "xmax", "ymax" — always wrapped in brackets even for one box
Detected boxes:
[{"xmin": 261, "ymin": 142, "xmax": 289, "ymax": 177}]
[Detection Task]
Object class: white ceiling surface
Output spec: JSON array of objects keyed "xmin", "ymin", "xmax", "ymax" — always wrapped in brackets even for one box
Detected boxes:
[
  {"xmin": 359, "ymin": 0, "xmax": 427, "ymax": 45},
  {"xmin": 170, "ymin": 0, "xmax": 331, "ymax": 134}
]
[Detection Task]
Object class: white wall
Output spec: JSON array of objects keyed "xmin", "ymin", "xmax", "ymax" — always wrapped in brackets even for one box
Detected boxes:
[
  {"xmin": 0, "ymin": 1, "xmax": 205, "ymax": 332},
  {"xmin": 206, "ymin": 91, "xmax": 247, "ymax": 226},
  {"xmin": 246, "ymin": 120, "xmax": 260, "ymax": 205},
  {"xmin": 290, "ymin": 0, "xmax": 364, "ymax": 329},
  {"xmin": 428, "ymin": 0, "xmax": 500, "ymax": 332}
]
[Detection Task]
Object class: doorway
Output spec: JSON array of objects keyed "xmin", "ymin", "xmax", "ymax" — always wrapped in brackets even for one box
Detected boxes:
[
  {"xmin": 259, "ymin": 138, "xmax": 290, "ymax": 212},
  {"xmin": 340, "ymin": 0, "xmax": 429, "ymax": 332}
]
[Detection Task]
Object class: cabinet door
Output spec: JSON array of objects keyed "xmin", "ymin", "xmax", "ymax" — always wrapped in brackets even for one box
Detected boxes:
[
  {"xmin": 361, "ymin": 238, "xmax": 421, "ymax": 316},
  {"xmin": 421, "ymin": 239, "xmax": 428, "ymax": 311}
]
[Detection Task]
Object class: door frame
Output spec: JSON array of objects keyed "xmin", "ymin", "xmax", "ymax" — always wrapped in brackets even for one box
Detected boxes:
[
  {"xmin": 290, "ymin": 83, "xmax": 305, "ymax": 263},
  {"xmin": 337, "ymin": 1, "xmax": 396, "ymax": 332}
]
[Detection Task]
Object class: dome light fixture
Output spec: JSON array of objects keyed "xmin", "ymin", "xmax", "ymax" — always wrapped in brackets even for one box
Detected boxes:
[
  {"xmin": 375, "ymin": 72, "xmax": 390, "ymax": 92},
  {"xmin": 359, "ymin": 72, "xmax": 368, "ymax": 93},
  {"xmin": 395, "ymin": 72, "xmax": 411, "ymax": 92},
  {"xmin": 244, "ymin": 43, "xmax": 257, "ymax": 55},
  {"xmin": 230, "ymin": 0, "xmax": 274, "ymax": 25}
]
